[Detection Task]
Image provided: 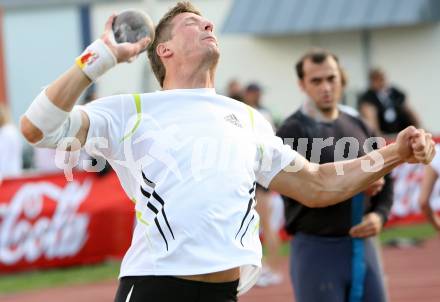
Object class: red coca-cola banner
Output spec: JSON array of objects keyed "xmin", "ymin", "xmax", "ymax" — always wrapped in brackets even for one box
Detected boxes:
[{"xmin": 0, "ymin": 172, "xmax": 134, "ymax": 273}]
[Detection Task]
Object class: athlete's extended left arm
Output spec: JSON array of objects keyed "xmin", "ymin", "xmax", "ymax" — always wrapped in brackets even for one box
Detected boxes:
[{"xmin": 269, "ymin": 126, "xmax": 436, "ymax": 208}]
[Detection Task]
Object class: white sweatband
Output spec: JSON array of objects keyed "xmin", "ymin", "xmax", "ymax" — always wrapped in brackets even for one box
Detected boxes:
[
  {"xmin": 25, "ymin": 89, "xmax": 69, "ymax": 135},
  {"xmin": 25, "ymin": 90, "xmax": 83, "ymax": 148},
  {"xmin": 32, "ymin": 107, "xmax": 83, "ymax": 148},
  {"xmin": 75, "ymin": 39, "xmax": 117, "ymax": 81}
]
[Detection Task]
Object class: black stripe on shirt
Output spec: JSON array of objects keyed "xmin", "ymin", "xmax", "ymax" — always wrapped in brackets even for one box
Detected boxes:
[
  {"xmin": 152, "ymin": 191, "xmax": 165, "ymax": 206},
  {"xmin": 142, "ymin": 170, "xmax": 155, "ymax": 188},
  {"xmin": 240, "ymin": 214, "xmax": 255, "ymax": 247},
  {"xmin": 155, "ymin": 217, "xmax": 169, "ymax": 251},
  {"xmin": 161, "ymin": 208, "xmax": 175, "ymax": 240},
  {"xmin": 235, "ymin": 197, "xmax": 254, "ymax": 239},
  {"xmin": 147, "ymin": 202, "xmax": 159, "ymax": 214},
  {"xmin": 140, "ymin": 185, "xmax": 151, "ymax": 198}
]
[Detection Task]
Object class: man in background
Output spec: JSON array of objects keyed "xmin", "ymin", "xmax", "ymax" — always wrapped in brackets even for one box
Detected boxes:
[
  {"xmin": 358, "ymin": 68, "xmax": 420, "ymax": 136},
  {"xmin": 226, "ymin": 78, "xmax": 243, "ymax": 102},
  {"xmin": 277, "ymin": 49, "xmax": 392, "ymax": 302}
]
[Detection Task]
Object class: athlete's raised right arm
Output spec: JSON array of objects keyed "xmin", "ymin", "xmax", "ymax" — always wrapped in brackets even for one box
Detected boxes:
[{"xmin": 20, "ymin": 15, "xmax": 150, "ymax": 147}]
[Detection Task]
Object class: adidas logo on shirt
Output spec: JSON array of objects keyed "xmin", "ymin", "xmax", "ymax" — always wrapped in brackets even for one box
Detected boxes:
[{"xmin": 224, "ymin": 114, "xmax": 243, "ymax": 128}]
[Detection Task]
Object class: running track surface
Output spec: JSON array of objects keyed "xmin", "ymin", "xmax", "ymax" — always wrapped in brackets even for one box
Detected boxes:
[{"xmin": 2, "ymin": 238, "xmax": 439, "ymax": 302}]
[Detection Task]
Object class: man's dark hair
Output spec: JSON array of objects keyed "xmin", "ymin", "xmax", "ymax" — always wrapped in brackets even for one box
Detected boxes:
[
  {"xmin": 147, "ymin": 1, "xmax": 201, "ymax": 87},
  {"xmin": 295, "ymin": 48, "xmax": 340, "ymax": 80}
]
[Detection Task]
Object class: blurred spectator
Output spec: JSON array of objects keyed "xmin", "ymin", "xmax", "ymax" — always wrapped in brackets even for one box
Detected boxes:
[
  {"xmin": 244, "ymin": 83, "xmax": 273, "ymax": 122},
  {"xmin": 243, "ymin": 82, "xmax": 283, "ymax": 287},
  {"xmin": 0, "ymin": 103, "xmax": 22, "ymax": 179},
  {"xmin": 358, "ymin": 68, "xmax": 420, "ymax": 135},
  {"xmin": 419, "ymin": 145, "xmax": 440, "ymax": 231},
  {"xmin": 226, "ymin": 78, "xmax": 243, "ymax": 101},
  {"xmin": 277, "ymin": 49, "xmax": 391, "ymax": 302}
]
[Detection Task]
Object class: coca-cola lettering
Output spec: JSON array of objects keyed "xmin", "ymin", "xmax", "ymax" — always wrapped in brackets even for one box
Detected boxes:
[{"xmin": 0, "ymin": 181, "xmax": 91, "ymax": 265}]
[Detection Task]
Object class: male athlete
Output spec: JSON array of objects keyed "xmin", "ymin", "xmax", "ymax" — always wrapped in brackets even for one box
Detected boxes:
[{"xmin": 20, "ymin": 2, "xmax": 435, "ymax": 302}]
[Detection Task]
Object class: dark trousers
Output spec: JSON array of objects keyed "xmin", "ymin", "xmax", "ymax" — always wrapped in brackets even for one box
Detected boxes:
[
  {"xmin": 290, "ymin": 233, "xmax": 387, "ymax": 302},
  {"xmin": 114, "ymin": 275, "xmax": 239, "ymax": 302}
]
